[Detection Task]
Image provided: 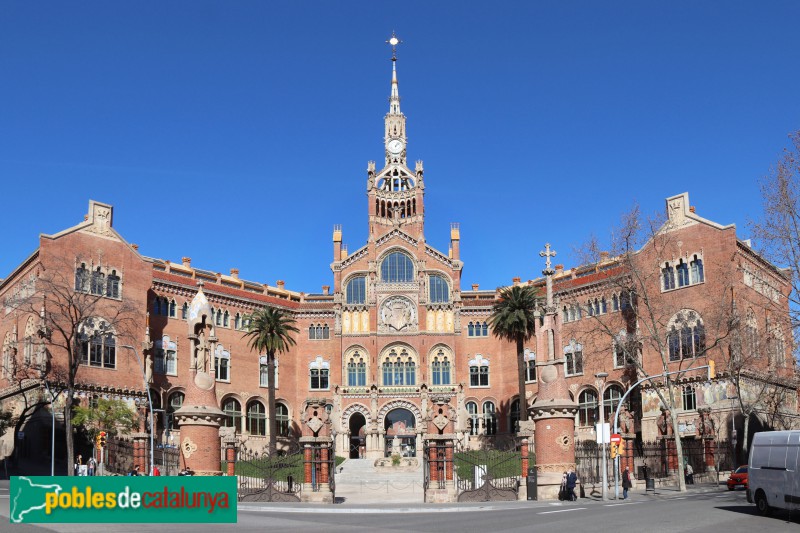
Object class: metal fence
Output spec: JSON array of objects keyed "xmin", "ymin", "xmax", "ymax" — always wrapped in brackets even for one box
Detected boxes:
[{"xmin": 104, "ymin": 437, "xmax": 134, "ymax": 475}]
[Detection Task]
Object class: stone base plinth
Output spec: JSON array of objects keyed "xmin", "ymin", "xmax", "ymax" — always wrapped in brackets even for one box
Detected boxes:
[{"xmin": 300, "ymin": 484, "xmax": 334, "ymax": 503}]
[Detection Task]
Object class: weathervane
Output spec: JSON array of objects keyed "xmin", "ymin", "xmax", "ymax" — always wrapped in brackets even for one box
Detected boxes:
[{"xmin": 386, "ymin": 32, "xmax": 402, "ymax": 60}]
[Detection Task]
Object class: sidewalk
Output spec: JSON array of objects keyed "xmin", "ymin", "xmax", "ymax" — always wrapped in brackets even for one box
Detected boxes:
[{"xmin": 236, "ymin": 482, "xmax": 728, "ymax": 514}]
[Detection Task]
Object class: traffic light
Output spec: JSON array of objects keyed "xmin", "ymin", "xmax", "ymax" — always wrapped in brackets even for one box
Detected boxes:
[
  {"xmin": 618, "ymin": 439, "xmax": 625, "ymax": 458},
  {"xmin": 610, "ymin": 442, "xmax": 619, "ymax": 459},
  {"xmin": 98, "ymin": 431, "xmax": 107, "ymax": 449}
]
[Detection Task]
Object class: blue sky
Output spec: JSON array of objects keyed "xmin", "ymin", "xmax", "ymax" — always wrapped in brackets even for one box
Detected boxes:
[{"xmin": 1, "ymin": 2, "xmax": 799, "ymax": 293}]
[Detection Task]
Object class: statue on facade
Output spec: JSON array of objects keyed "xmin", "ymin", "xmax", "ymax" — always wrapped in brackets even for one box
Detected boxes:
[
  {"xmin": 695, "ymin": 408, "xmax": 715, "ymax": 438},
  {"xmin": 657, "ymin": 408, "xmax": 674, "ymax": 437},
  {"xmin": 619, "ymin": 404, "xmax": 635, "ymax": 435}
]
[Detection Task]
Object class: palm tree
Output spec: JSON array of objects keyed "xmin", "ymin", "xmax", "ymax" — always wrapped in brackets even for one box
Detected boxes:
[
  {"xmin": 242, "ymin": 306, "xmax": 299, "ymax": 454},
  {"xmin": 489, "ymin": 285, "xmax": 538, "ymax": 426}
]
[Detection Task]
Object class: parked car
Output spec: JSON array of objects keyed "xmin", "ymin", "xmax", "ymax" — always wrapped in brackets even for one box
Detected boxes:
[{"xmin": 727, "ymin": 465, "xmax": 748, "ymax": 490}]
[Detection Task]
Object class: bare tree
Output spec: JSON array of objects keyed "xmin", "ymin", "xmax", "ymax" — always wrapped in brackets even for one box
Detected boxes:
[
  {"xmin": 8, "ymin": 255, "xmax": 140, "ymax": 475},
  {"xmin": 563, "ymin": 204, "xmax": 736, "ymax": 492}
]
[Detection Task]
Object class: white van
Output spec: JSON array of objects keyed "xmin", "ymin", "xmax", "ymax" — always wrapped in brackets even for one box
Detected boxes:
[{"xmin": 747, "ymin": 430, "xmax": 800, "ymax": 515}]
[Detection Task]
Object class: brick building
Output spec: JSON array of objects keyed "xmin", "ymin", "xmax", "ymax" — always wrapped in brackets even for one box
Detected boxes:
[{"xmin": 1, "ymin": 49, "xmax": 797, "ymax": 469}]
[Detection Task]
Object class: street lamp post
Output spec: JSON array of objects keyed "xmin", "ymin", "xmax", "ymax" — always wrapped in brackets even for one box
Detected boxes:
[
  {"xmin": 121, "ymin": 344, "xmax": 154, "ymax": 476},
  {"xmin": 43, "ymin": 380, "xmax": 58, "ymax": 476},
  {"xmin": 596, "ymin": 372, "xmax": 609, "ymax": 501},
  {"xmin": 729, "ymin": 395, "xmax": 738, "ymax": 469}
]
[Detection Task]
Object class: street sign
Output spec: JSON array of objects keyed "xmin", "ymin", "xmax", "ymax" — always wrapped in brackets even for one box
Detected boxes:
[
  {"xmin": 610, "ymin": 433, "xmax": 622, "ymax": 444},
  {"xmin": 595, "ymin": 423, "xmax": 610, "ymax": 444}
]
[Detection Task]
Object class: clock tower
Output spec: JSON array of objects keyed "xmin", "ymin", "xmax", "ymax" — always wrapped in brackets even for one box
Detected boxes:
[{"xmin": 367, "ymin": 33, "xmax": 425, "ymax": 243}]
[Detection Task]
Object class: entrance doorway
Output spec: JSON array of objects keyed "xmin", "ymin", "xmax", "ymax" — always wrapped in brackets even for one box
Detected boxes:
[
  {"xmin": 349, "ymin": 413, "xmax": 366, "ymax": 459},
  {"xmin": 384, "ymin": 408, "xmax": 416, "ymax": 457}
]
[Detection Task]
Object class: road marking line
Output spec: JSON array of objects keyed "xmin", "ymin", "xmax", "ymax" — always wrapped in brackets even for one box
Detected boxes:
[
  {"xmin": 538, "ymin": 508, "xmax": 586, "ymax": 514},
  {"xmin": 604, "ymin": 502, "xmax": 641, "ymax": 507},
  {"xmin": 673, "ymin": 497, "xmax": 687, "ymax": 500}
]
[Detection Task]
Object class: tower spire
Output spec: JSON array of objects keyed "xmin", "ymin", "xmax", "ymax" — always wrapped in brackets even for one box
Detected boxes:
[{"xmin": 387, "ymin": 32, "xmax": 402, "ymax": 115}]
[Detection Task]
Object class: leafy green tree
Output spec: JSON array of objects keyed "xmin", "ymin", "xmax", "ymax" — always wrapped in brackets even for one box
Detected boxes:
[
  {"xmin": 489, "ymin": 285, "xmax": 539, "ymax": 425},
  {"xmin": 242, "ymin": 306, "xmax": 299, "ymax": 454},
  {"xmin": 72, "ymin": 398, "xmax": 138, "ymax": 441}
]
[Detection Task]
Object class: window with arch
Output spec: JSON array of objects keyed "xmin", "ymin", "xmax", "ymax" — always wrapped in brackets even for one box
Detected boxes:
[
  {"xmin": 380, "ymin": 252, "xmax": 414, "ymax": 283},
  {"xmin": 682, "ymin": 385, "xmax": 696, "ymax": 411},
  {"xmin": 510, "ymin": 399, "xmax": 521, "ymax": 434},
  {"xmin": 381, "ymin": 347, "xmax": 416, "ymax": 386},
  {"xmin": 676, "ymin": 259, "xmax": 690, "ymax": 287},
  {"xmin": 154, "ymin": 336, "xmax": 177, "ymax": 375},
  {"xmin": 769, "ymin": 327, "xmax": 786, "ymax": 366},
  {"xmin": 431, "ymin": 347, "xmax": 452, "ymax": 386},
  {"xmin": 75, "ymin": 263, "xmax": 89, "ymax": 292},
  {"xmin": 90, "ymin": 267, "xmax": 105, "ymax": 296},
  {"xmin": 613, "ymin": 332, "xmax": 635, "ymax": 368},
  {"xmin": 246, "ymin": 401, "xmax": 266, "ymax": 436},
  {"xmin": 259, "ymin": 356, "xmax": 278, "ymax": 388},
  {"xmin": 524, "ymin": 349, "xmax": 537, "ymax": 382},
  {"xmin": 612, "ymin": 294, "xmax": 620, "ymax": 312},
  {"xmin": 223, "ymin": 310, "xmax": 229, "ymax": 327},
  {"xmin": 466, "ymin": 401, "xmax": 479, "ymax": 435},
  {"xmin": 483, "ymin": 401, "xmax": 497, "ymax": 436},
  {"xmin": 745, "ymin": 310, "xmax": 759, "ymax": 359},
  {"xmin": 310, "ymin": 356, "xmax": 330, "ymax": 390},
  {"xmin": 662, "ymin": 263, "xmax": 676, "ymax": 290},
  {"xmin": 77, "ymin": 318, "xmax": 116, "ymax": 369},
  {"xmin": 564, "ymin": 341, "xmax": 584, "ymax": 376},
  {"xmin": 667, "ymin": 310, "xmax": 705, "ymax": 361},
  {"xmin": 106, "ymin": 270, "xmax": 121, "ymax": 299},
  {"xmin": 166, "ymin": 391, "xmax": 184, "ymax": 432},
  {"xmin": 215, "ymin": 344, "xmax": 230, "ymax": 382},
  {"xmin": 578, "ymin": 390, "xmax": 598, "ymax": 427},
  {"xmin": 309, "ymin": 323, "xmax": 330, "ymax": 340},
  {"xmin": 222, "ymin": 398, "xmax": 241, "ymax": 432},
  {"xmin": 469, "ymin": 355, "xmax": 490, "ymax": 387},
  {"xmin": 346, "ymin": 350, "xmax": 367, "ymax": 387},
  {"xmin": 346, "ymin": 276, "xmax": 366, "ymax": 305},
  {"xmin": 690, "ymin": 255, "xmax": 704, "ymax": 283},
  {"xmin": 429, "ymin": 274, "xmax": 450, "ymax": 303},
  {"xmin": 2, "ymin": 332, "xmax": 13, "ymax": 378},
  {"xmin": 181, "ymin": 302, "xmax": 189, "ymax": 320},
  {"xmin": 603, "ymin": 385, "xmax": 624, "ymax": 418},
  {"xmin": 276, "ymin": 403, "xmax": 290, "ymax": 437},
  {"xmin": 468, "ymin": 321, "xmax": 489, "ymax": 337}
]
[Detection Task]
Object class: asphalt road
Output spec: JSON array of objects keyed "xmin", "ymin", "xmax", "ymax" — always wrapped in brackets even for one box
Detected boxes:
[{"xmin": 1, "ymin": 482, "xmax": 798, "ymax": 533}]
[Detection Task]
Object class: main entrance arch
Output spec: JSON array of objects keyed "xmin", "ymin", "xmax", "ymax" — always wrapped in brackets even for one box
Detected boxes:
[
  {"xmin": 348, "ymin": 412, "xmax": 366, "ymax": 459},
  {"xmin": 378, "ymin": 400, "xmax": 422, "ymax": 458}
]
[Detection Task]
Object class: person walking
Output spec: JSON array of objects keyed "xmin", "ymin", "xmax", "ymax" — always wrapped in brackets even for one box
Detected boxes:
[
  {"xmin": 622, "ymin": 466, "xmax": 633, "ymax": 499},
  {"xmin": 559, "ymin": 471, "xmax": 568, "ymax": 500},
  {"xmin": 87, "ymin": 457, "xmax": 96, "ymax": 476},
  {"xmin": 566, "ymin": 469, "xmax": 578, "ymax": 501},
  {"xmin": 685, "ymin": 463, "xmax": 694, "ymax": 485},
  {"xmin": 74, "ymin": 454, "xmax": 82, "ymax": 476}
]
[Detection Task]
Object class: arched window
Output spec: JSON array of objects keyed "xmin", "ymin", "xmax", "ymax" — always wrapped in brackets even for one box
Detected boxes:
[
  {"xmin": 380, "ymin": 252, "xmax": 414, "ymax": 282},
  {"xmin": 682, "ymin": 385, "xmax": 696, "ymax": 411},
  {"xmin": 75, "ymin": 263, "xmax": 89, "ymax": 292},
  {"xmin": 309, "ymin": 325, "xmax": 316, "ymax": 339},
  {"xmin": 106, "ymin": 270, "xmax": 120, "ymax": 298},
  {"xmin": 564, "ymin": 340, "xmax": 583, "ymax": 376},
  {"xmin": 215, "ymin": 309, "xmax": 223, "ymax": 326},
  {"xmin": 276, "ymin": 403, "xmax": 290, "ymax": 437},
  {"xmin": 662, "ymin": 263, "xmax": 675, "ymax": 290},
  {"xmin": 690, "ymin": 255, "xmax": 704, "ymax": 284},
  {"xmin": 246, "ymin": 401, "xmax": 266, "ymax": 436},
  {"xmin": 181, "ymin": 302, "xmax": 189, "ymax": 320},
  {"xmin": 168, "ymin": 299, "xmax": 176, "ymax": 318},
  {"xmin": 315, "ymin": 325, "xmax": 323, "ymax": 339},
  {"xmin": 234, "ymin": 313, "xmax": 242, "ymax": 330},
  {"xmin": 483, "ymin": 402, "xmax": 497, "ymax": 436},
  {"xmin": 346, "ymin": 276, "xmax": 366, "ymax": 305},
  {"xmin": 91, "ymin": 267, "xmax": 105, "ymax": 295},
  {"xmin": 381, "ymin": 347, "xmax": 415, "ymax": 386},
  {"xmin": 215, "ymin": 345, "xmax": 230, "ymax": 382},
  {"xmin": 469, "ymin": 355, "xmax": 489, "ymax": 387},
  {"xmin": 668, "ymin": 310, "xmax": 705, "ymax": 360},
  {"xmin": 612, "ymin": 294, "xmax": 619, "ymax": 312},
  {"xmin": 587, "ymin": 299, "xmax": 595, "ymax": 317},
  {"xmin": 222, "ymin": 398, "xmax": 242, "ymax": 432},
  {"xmin": 524, "ymin": 349, "xmax": 537, "ymax": 382},
  {"xmin": 153, "ymin": 298, "xmax": 162, "ymax": 316},
  {"xmin": 482, "ymin": 322, "xmax": 488, "ymax": 336},
  {"xmin": 431, "ymin": 348, "xmax": 451, "ymax": 386},
  {"xmin": 154, "ymin": 336, "xmax": 177, "ymax": 375},
  {"xmin": 603, "ymin": 385, "xmax": 624, "ymax": 418},
  {"xmin": 466, "ymin": 401, "xmax": 479, "ymax": 436},
  {"xmin": 259, "ymin": 355, "xmax": 279, "ymax": 388},
  {"xmin": 429, "ymin": 275, "xmax": 450, "ymax": 303},
  {"xmin": 676, "ymin": 260, "xmax": 690, "ymax": 287},
  {"xmin": 600, "ymin": 297, "xmax": 607, "ymax": 314},
  {"xmin": 510, "ymin": 399, "xmax": 520, "ymax": 434},
  {"xmin": 745, "ymin": 310, "xmax": 759, "ymax": 359},
  {"xmin": 223, "ymin": 310, "xmax": 229, "ymax": 327},
  {"xmin": 770, "ymin": 328, "xmax": 786, "ymax": 366},
  {"xmin": 166, "ymin": 392, "xmax": 184, "ymax": 432},
  {"xmin": 77, "ymin": 318, "xmax": 116, "ymax": 369},
  {"xmin": 347, "ymin": 351, "xmax": 367, "ymax": 387},
  {"xmin": 323, "ymin": 324, "xmax": 330, "ymax": 339},
  {"xmin": 578, "ymin": 390, "xmax": 598, "ymax": 427}
]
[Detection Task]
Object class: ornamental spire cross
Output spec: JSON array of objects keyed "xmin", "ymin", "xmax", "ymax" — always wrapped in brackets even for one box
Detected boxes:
[
  {"xmin": 540, "ymin": 243, "xmax": 557, "ymax": 272},
  {"xmin": 386, "ymin": 31, "xmax": 402, "ymax": 60}
]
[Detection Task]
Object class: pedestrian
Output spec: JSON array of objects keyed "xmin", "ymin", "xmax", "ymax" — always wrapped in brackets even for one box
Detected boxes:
[
  {"xmin": 685, "ymin": 463, "xmax": 694, "ymax": 485},
  {"xmin": 128, "ymin": 464, "xmax": 140, "ymax": 476},
  {"xmin": 87, "ymin": 456, "xmax": 96, "ymax": 476},
  {"xmin": 622, "ymin": 466, "xmax": 633, "ymax": 499},
  {"xmin": 566, "ymin": 469, "xmax": 578, "ymax": 501},
  {"xmin": 74, "ymin": 454, "xmax": 82, "ymax": 476},
  {"xmin": 152, "ymin": 465, "xmax": 161, "ymax": 476},
  {"xmin": 559, "ymin": 471, "xmax": 568, "ymax": 501}
]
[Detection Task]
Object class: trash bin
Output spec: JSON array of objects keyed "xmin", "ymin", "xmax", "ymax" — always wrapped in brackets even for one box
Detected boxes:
[
  {"xmin": 527, "ymin": 467, "xmax": 537, "ymax": 500},
  {"xmin": 646, "ymin": 478, "xmax": 655, "ymax": 492}
]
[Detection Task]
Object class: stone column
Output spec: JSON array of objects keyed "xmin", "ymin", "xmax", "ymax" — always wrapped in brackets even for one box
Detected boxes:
[
  {"xmin": 521, "ymin": 439, "xmax": 529, "ymax": 477},
  {"xmin": 303, "ymin": 445, "xmax": 313, "ymax": 484},
  {"xmin": 621, "ymin": 435, "xmax": 635, "ymax": 475},
  {"xmin": 224, "ymin": 438, "xmax": 236, "ymax": 477},
  {"xmin": 132, "ymin": 433, "xmax": 149, "ymax": 474},
  {"xmin": 704, "ymin": 438, "xmax": 716, "ymax": 472}
]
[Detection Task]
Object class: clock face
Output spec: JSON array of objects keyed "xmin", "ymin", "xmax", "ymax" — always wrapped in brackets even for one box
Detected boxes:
[{"xmin": 387, "ymin": 139, "xmax": 404, "ymax": 154}]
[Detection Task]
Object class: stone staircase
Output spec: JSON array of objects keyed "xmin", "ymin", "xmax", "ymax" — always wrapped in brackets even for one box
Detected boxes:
[{"xmin": 334, "ymin": 458, "xmax": 425, "ymax": 504}]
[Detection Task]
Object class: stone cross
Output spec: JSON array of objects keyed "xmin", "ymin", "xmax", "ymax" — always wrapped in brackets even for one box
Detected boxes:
[
  {"xmin": 539, "ymin": 243, "xmax": 557, "ymax": 271},
  {"xmin": 540, "ymin": 243, "xmax": 557, "ymax": 309}
]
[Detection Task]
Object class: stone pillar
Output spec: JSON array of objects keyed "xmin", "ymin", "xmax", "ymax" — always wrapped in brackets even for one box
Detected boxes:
[
  {"xmin": 225, "ymin": 439, "xmax": 236, "ymax": 477},
  {"xmin": 429, "ymin": 446, "xmax": 439, "ymax": 483},
  {"xmin": 423, "ymin": 436, "xmax": 457, "ymax": 503},
  {"xmin": 521, "ymin": 439, "xmax": 529, "ymax": 477},
  {"xmin": 704, "ymin": 438, "xmax": 716, "ymax": 471},
  {"xmin": 621, "ymin": 435, "xmax": 635, "ymax": 475},
  {"xmin": 320, "ymin": 447, "xmax": 330, "ymax": 484},
  {"xmin": 132, "ymin": 433, "xmax": 149, "ymax": 474},
  {"xmin": 665, "ymin": 438, "xmax": 678, "ymax": 473},
  {"xmin": 300, "ymin": 438, "xmax": 333, "ymax": 503},
  {"xmin": 445, "ymin": 442, "xmax": 454, "ymax": 481},
  {"xmin": 303, "ymin": 445, "xmax": 313, "ymax": 484}
]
